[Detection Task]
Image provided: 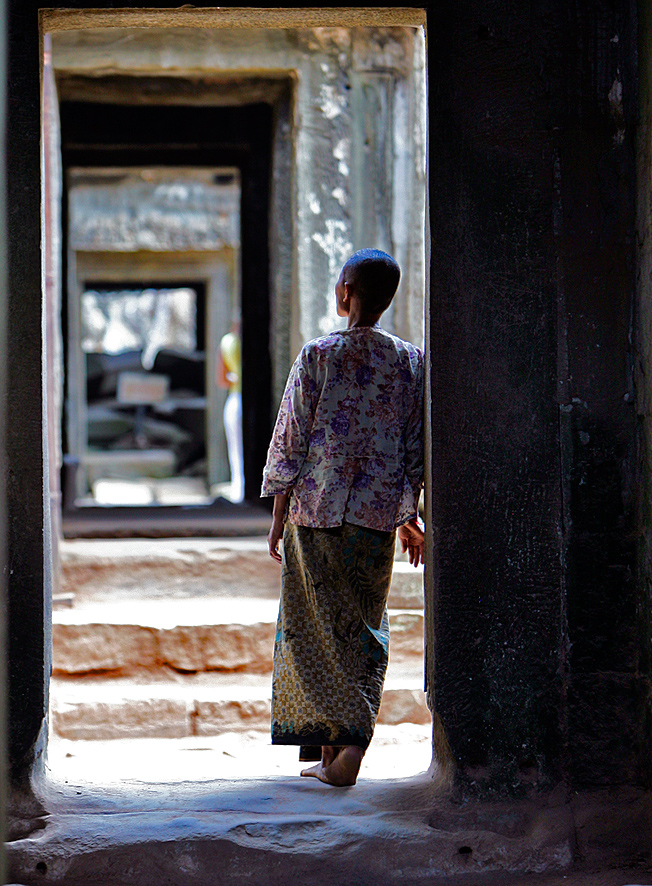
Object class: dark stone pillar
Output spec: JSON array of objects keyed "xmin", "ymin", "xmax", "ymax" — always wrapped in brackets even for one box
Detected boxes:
[
  {"xmin": 636, "ymin": 0, "xmax": 652, "ymax": 795},
  {"xmin": 6, "ymin": 0, "xmax": 48, "ymax": 789},
  {"xmin": 0, "ymin": 0, "xmax": 8, "ymax": 876},
  {"xmin": 425, "ymin": 0, "xmax": 648, "ymax": 795},
  {"xmin": 426, "ymin": 0, "xmax": 565, "ymax": 796},
  {"xmin": 559, "ymin": 0, "xmax": 648, "ymax": 788}
]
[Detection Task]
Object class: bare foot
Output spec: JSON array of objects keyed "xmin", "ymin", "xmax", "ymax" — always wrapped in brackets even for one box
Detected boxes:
[
  {"xmin": 300, "ymin": 746, "xmax": 338, "ymax": 779},
  {"xmin": 301, "ymin": 746, "xmax": 363, "ymax": 786}
]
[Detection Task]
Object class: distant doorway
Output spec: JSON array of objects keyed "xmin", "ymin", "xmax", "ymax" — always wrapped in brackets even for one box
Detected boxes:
[{"xmin": 77, "ymin": 279, "xmax": 210, "ymax": 506}]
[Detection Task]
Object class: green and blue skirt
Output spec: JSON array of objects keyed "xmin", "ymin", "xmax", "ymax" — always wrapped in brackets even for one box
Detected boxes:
[{"xmin": 271, "ymin": 521, "xmax": 396, "ymax": 761}]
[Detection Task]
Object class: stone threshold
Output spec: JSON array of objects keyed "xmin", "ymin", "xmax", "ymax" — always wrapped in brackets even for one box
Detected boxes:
[
  {"xmin": 6, "ymin": 773, "xmax": 572, "ymax": 886},
  {"xmin": 47, "ymin": 724, "xmax": 434, "ymax": 784},
  {"xmin": 10, "ymin": 777, "xmax": 652, "ymax": 886},
  {"xmin": 7, "ymin": 767, "xmax": 652, "ymax": 885}
]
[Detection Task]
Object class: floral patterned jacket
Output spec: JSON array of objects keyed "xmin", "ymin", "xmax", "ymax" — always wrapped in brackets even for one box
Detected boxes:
[{"xmin": 261, "ymin": 325, "xmax": 424, "ymax": 532}]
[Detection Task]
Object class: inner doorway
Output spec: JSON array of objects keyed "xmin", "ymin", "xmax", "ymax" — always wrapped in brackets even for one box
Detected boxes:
[{"xmin": 59, "ymin": 99, "xmax": 273, "ymax": 535}]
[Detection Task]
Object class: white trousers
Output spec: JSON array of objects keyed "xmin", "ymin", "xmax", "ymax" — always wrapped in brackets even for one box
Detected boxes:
[{"xmin": 223, "ymin": 391, "xmax": 244, "ymax": 502}]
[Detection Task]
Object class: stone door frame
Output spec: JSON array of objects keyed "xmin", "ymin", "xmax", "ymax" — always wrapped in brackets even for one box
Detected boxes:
[{"xmin": 37, "ymin": 4, "xmax": 435, "ymax": 783}]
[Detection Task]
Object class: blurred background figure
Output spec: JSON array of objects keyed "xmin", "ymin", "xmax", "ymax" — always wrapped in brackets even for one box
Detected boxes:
[{"xmin": 217, "ymin": 320, "xmax": 244, "ymax": 502}]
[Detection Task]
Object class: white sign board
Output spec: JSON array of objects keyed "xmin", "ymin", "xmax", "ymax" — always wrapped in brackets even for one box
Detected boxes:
[{"xmin": 117, "ymin": 372, "xmax": 170, "ymax": 405}]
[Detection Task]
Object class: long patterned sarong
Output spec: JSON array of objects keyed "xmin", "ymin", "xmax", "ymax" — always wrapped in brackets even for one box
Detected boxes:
[{"xmin": 271, "ymin": 521, "xmax": 396, "ymax": 756}]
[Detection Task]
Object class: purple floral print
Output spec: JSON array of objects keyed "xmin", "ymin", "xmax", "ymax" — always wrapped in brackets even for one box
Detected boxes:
[{"xmin": 261, "ymin": 326, "xmax": 424, "ymax": 532}]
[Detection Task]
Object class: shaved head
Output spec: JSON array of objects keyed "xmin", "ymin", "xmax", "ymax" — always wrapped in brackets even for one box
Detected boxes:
[{"xmin": 341, "ymin": 249, "xmax": 401, "ymax": 314}]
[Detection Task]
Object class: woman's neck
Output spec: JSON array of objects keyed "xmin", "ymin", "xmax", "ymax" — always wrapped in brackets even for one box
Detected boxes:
[{"xmin": 346, "ymin": 298, "xmax": 382, "ymax": 328}]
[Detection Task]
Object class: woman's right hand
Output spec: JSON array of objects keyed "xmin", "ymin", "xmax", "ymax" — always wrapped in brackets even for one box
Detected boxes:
[
  {"xmin": 268, "ymin": 491, "xmax": 289, "ymax": 563},
  {"xmin": 268, "ymin": 516, "xmax": 285, "ymax": 563}
]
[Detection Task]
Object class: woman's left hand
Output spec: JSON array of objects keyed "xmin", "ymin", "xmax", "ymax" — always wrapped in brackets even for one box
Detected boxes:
[{"xmin": 398, "ymin": 519, "xmax": 425, "ymax": 567}]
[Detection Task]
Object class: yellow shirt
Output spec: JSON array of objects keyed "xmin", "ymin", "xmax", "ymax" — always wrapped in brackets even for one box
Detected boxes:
[{"xmin": 220, "ymin": 331, "xmax": 241, "ymax": 394}]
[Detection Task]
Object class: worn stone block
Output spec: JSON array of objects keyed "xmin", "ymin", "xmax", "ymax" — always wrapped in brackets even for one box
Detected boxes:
[
  {"xmin": 60, "ymin": 546, "xmax": 283, "ymax": 600},
  {"xmin": 52, "ymin": 623, "xmax": 158, "ymax": 675},
  {"xmin": 388, "ymin": 612, "xmax": 424, "ymax": 657},
  {"xmin": 52, "ymin": 617, "xmax": 423, "ymax": 677},
  {"xmin": 157, "ymin": 625, "xmax": 210, "ymax": 673},
  {"xmin": 193, "ymin": 699, "xmax": 271, "ymax": 735},
  {"xmin": 156, "ymin": 623, "xmax": 276, "ymax": 673},
  {"xmin": 52, "ymin": 697, "xmax": 190, "ymax": 741},
  {"xmin": 377, "ymin": 689, "xmax": 429, "ymax": 726},
  {"xmin": 202, "ymin": 623, "xmax": 275, "ymax": 673},
  {"xmin": 59, "ymin": 544, "xmax": 423, "ymax": 607}
]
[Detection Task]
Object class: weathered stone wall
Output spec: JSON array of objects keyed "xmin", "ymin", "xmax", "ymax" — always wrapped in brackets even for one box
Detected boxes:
[
  {"xmin": 0, "ymin": 0, "xmax": 7, "ymax": 875},
  {"xmin": 427, "ymin": 0, "xmax": 566, "ymax": 793},
  {"xmin": 68, "ymin": 169, "xmax": 240, "ymax": 253},
  {"xmin": 558, "ymin": 4, "xmax": 642, "ymax": 789}
]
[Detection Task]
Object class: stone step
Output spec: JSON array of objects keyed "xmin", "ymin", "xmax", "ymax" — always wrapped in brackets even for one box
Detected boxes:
[
  {"xmin": 51, "ymin": 536, "xmax": 428, "ymax": 745},
  {"xmin": 58, "ymin": 536, "xmax": 425, "ymax": 610},
  {"xmin": 52, "ymin": 604, "xmax": 424, "ymax": 676},
  {"xmin": 50, "ymin": 669, "xmax": 430, "ymax": 741}
]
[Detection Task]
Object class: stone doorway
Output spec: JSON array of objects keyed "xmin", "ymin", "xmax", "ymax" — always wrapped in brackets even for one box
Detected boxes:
[{"xmin": 41, "ymin": 9, "xmax": 430, "ymax": 787}]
